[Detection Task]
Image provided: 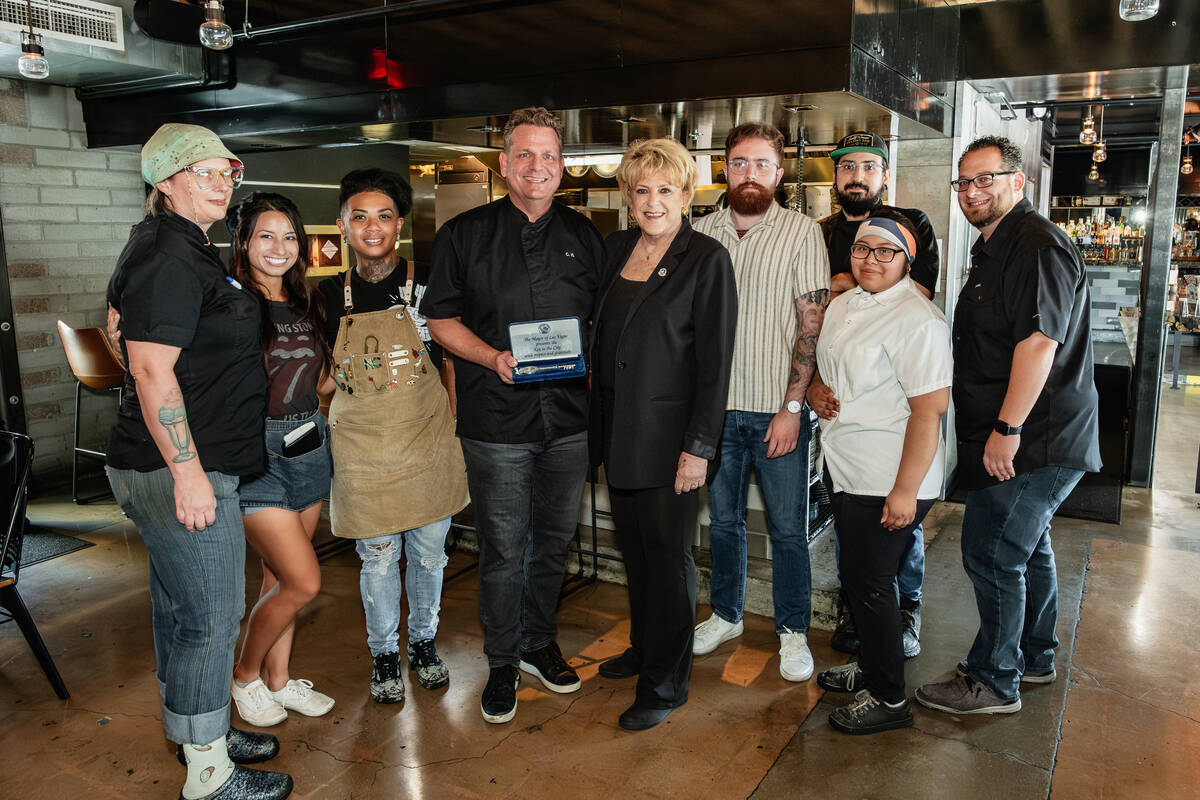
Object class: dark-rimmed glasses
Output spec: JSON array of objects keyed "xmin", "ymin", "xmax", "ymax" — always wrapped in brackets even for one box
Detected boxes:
[
  {"xmin": 849, "ymin": 243, "xmax": 903, "ymax": 263},
  {"xmin": 950, "ymin": 171, "xmax": 1016, "ymax": 192}
]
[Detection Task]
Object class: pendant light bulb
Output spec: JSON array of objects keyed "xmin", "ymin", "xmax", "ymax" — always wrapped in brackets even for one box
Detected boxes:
[
  {"xmin": 1079, "ymin": 109, "xmax": 1097, "ymax": 145},
  {"xmin": 1087, "ymin": 163, "xmax": 1100, "ymax": 181},
  {"xmin": 1118, "ymin": 0, "xmax": 1159, "ymax": 22},
  {"xmin": 199, "ymin": 0, "xmax": 233, "ymax": 50},
  {"xmin": 1093, "ymin": 142, "xmax": 1108, "ymax": 163},
  {"xmin": 17, "ymin": 30, "xmax": 49, "ymax": 80},
  {"xmin": 1183, "ymin": 155, "xmax": 1195, "ymax": 176}
]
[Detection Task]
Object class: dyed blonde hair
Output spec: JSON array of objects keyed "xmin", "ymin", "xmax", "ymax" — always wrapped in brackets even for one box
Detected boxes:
[{"xmin": 616, "ymin": 138, "xmax": 698, "ymax": 204}]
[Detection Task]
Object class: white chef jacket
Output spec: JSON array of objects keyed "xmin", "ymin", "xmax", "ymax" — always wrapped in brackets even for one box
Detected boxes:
[{"xmin": 816, "ymin": 276, "xmax": 952, "ymax": 499}]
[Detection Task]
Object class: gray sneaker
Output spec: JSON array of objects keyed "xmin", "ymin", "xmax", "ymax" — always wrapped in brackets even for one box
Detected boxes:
[
  {"xmin": 915, "ymin": 674, "xmax": 1021, "ymax": 715},
  {"xmin": 900, "ymin": 599, "xmax": 921, "ymax": 659},
  {"xmin": 956, "ymin": 660, "xmax": 1056, "ymax": 685},
  {"xmin": 407, "ymin": 639, "xmax": 450, "ymax": 690}
]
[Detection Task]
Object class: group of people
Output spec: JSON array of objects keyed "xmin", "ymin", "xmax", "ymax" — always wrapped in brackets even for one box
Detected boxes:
[{"xmin": 102, "ymin": 106, "xmax": 1099, "ymax": 799}]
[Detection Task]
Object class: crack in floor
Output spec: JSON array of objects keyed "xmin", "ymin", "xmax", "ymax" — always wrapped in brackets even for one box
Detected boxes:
[
  {"xmin": 1067, "ymin": 665, "xmax": 1200, "ymax": 726},
  {"xmin": 909, "ymin": 723, "xmax": 1051, "ymax": 774}
]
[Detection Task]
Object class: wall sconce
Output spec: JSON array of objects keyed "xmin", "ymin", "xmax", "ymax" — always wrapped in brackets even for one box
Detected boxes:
[{"xmin": 199, "ymin": 0, "xmax": 233, "ymax": 50}]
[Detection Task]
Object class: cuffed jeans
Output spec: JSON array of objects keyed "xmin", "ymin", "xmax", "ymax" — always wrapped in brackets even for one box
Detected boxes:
[
  {"xmin": 354, "ymin": 517, "xmax": 451, "ymax": 655},
  {"xmin": 961, "ymin": 465, "xmax": 1084, "ymax": 701},
  {"xmin": 460, "ymin": 432, "xmax": 588, "ymax": 668},
  {"xmin": 107, "ymin": 466, "xmax": 244, "ymax": 746},
  {"xmin": 707, "ymin": 411, "xmax": 811, "ymax": 633}
]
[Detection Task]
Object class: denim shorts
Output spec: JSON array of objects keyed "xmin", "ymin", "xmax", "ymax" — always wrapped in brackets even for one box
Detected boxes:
[{"xmin": 239, "ymin": 410, "xmax": 332, "ymax": 513}]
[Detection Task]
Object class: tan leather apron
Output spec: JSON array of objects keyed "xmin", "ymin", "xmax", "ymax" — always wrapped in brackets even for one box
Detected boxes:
[{"xmin": 327, "ymin": 262, "xmax": 468, "ymax": 539}]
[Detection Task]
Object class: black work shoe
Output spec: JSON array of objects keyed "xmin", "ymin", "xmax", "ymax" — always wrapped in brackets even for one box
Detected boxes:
[
  {"xmin": 618, "ymin": 701, "xmax": 676, "ymax": 731},
  {"xmin": 817, "ymin": 661, "xmax": 864, "ymax": 693},
  {"xmin": 828, "ymin": 690, "xmax": 914, "ymax": 735},
  {"xmin": 407, "ymin": 639, "xmax": 450, "ymax": 690},
  {"xmin": 598, "ymin": 648, "xmax": 640, "ymax": 679},
  {"xmin": 176, "ymin": 763, "xmax": 293, "ymax": 800},
  {"xmin": 175, "ymin": 727, "xmax": 279, "ymax": 766},
  {"xmin": 481, "ymin": 665, "xmax": 520, "ymax": 724},
  {"xmin": 900, "ymin": 598, "xmax": 922, "ymax": 658},
  {"xmin": 956, "ymin": 659, "xmax": 1056, "ymax": 685},
  {"xmin": 519, "ymin": 641, "xmax": 582, "ymax": 693},
  {"xmin": 370, "ymin": 651, "xmax": 404, "ymax": 704},
  {"xmin": 830, "ymin": 590, "xmax": 861, "ymax": 655}
]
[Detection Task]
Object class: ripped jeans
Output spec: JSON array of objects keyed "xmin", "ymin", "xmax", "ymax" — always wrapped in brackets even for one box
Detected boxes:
[{"xmin": 354, "ymin": 517, "xmax": 451, "ymax": 655}]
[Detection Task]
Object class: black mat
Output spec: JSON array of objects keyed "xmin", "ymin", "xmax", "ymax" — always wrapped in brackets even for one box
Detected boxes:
[
  {"xmin": 946, "ymin": 472, "xmax": 1123, "ymax": 525},
  {"xmin": 19, "ymin": 528, "xmax": 94, "ymax": 568}
]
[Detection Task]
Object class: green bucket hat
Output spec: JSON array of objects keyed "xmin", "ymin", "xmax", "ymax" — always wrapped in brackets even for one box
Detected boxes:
[{"xmin": 141, "ymin": 123, "xmax": 243, "ymax": 186}]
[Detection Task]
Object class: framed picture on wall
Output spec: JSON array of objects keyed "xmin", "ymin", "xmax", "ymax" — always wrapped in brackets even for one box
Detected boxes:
[{"xmin": 304, "ymin": 225, "xmax": 350, "ymax": 279}]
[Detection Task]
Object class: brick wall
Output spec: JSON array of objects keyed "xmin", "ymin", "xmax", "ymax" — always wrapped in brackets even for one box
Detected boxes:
[
  {"xmin": 1086, "ymin": 264, "xmax": 1141, "ymax": 344},
  {"xmin": 0, "ymin": 79, "xmax": 143, "ymax": 486}
]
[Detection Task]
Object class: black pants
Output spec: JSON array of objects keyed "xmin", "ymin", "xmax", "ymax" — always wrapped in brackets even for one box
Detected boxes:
[
  {"xmin": 830, "ymin": 488, "xmax": 934, "ymax": 704},
  {"xmin": 609, "ymin": 484, "xmax": 698, "ymax": 709}
]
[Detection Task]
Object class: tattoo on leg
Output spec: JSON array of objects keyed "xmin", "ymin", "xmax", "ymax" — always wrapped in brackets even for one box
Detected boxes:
[{"xmin": 157, "ymin": 390, "xmax": 196, "ymax": 463}]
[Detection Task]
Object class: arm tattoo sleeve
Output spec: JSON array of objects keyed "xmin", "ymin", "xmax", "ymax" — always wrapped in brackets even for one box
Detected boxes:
[
  {"xmin": 156, "ymin": 388, "xmax": 197, "ymax": 463},
  {"xmin": 788, "ymin": 289, "xmax": 830, "ymax": 391}
]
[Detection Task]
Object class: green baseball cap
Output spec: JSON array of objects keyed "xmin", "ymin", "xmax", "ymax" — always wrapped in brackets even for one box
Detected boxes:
[
  {"xmin": 830, "ymin": 131, "xmax": 889, "ymax": 165},
  {"xmin": 141, "ymin": 123, "xmax": 243, "ymax": 186}
]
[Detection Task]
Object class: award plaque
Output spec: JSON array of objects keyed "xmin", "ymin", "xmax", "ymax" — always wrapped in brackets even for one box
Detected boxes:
[{"xmin": 508, "ymin": 316, "xmax": 586, "ymax": 383}]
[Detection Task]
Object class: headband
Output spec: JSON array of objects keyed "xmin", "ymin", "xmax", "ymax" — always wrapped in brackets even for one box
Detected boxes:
[{"xmin": 855, "ymin": 217, "xmax": 917, "ymax": 263}]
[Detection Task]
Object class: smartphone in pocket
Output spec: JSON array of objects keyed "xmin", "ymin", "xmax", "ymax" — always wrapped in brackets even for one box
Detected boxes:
[{"xmin": 281, "ymin": 420, "xmax": 321, "ymax": 457}]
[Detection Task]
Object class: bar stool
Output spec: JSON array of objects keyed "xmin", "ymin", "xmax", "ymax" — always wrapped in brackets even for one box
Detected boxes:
[{"xmin": 55, "ymin": 321, "xmax": 124, "ymax": 504}]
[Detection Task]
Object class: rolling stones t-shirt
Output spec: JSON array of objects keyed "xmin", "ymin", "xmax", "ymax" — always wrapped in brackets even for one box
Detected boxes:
[{"xmin": 264, "ymin": 301, "xmax": 322, "ymax": 419}]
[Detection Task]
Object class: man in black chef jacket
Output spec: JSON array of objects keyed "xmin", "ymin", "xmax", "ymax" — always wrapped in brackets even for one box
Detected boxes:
[
  {"xmin": 423, "ymin": 107, "xmax": 604, "ymax": 726},
  {"xmin": 916, "ymin": 135, "xmax": 1100, "ymax": 716}
]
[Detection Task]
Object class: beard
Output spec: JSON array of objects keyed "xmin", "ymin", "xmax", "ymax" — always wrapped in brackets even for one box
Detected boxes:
[
  {"xmin": 836, "ymin": 183, "xmax": 885, "ymax": 217},
  {"xmin": 728, "ymin": 181, "xmax": 774, "ymax": 216}
]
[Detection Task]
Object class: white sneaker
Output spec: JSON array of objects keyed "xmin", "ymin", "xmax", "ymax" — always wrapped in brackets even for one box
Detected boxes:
[
  {"xmin": 271, "ymin": 678, "xmax": 335, "ymax": 717},
  {"xmin": 230, "ymin": 677, "xmax": 288, "ymax": 727},
  {"xmin": 693, "ymin": 613, "xmax": 743, "ymax": 655},
  {"xmin": 779, "ymin": 629, "xmax": 814, "ymax": 682}
]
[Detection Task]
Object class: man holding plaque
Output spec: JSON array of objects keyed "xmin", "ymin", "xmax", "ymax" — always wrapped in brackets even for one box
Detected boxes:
[
  {"xmin": 424, "ymin": 107, "xmax": 604, "ymax": 725},
  {"xmin": 691, "ymin": 122, "xmax": 830, "ymax": 683}
]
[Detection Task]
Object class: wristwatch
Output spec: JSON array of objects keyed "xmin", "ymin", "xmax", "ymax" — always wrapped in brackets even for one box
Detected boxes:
[
  {"xmin": 785, "ymin": 400, "xmax": 803, "ymax": 414},
  {"xmin": 993, "ymin": 419, "xmax": 1023, "ymax": 436}
]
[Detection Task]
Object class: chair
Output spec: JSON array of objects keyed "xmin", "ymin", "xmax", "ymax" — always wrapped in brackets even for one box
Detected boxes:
[
  {"xmin": 0, "ymin": 431, "xmax": 70, "ymax": 699},
  {"xmin": 56, "ymin": 321, "xmax": 124, "ymax": 504}
]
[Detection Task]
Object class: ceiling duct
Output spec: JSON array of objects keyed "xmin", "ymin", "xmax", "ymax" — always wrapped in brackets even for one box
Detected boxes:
[{"xmin": 0, "ymin": 0, "xmax": 123, "ymax": 49}]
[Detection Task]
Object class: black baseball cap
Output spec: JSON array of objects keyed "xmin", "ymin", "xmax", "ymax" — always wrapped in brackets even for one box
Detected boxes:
[{"xmin": 830, "ymin": 131, "xmax": 889, "ymax": 165}]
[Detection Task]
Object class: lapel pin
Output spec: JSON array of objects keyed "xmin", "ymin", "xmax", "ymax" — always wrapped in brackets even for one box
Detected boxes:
[{"xmin": 658, "ymin": 268, "xmax": 667, "ymax": 277}]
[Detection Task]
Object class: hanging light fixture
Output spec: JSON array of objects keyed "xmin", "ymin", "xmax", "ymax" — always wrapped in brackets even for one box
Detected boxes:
[
  {"xmin": 16, "ymin": 0, "xmax": 49, "ymax": 80},
  {"xmin": 1092, "ymin": 106, "xmax": 1108, "ymax": 163},
  {"xmin": 1088, "ymin": 163, "xmax": 1100, "ymax": 182},
  {"xmin": 1079, "ymin": 106, "xmax": 1098, "ymax": 145},
  {"xmin": 1118, "ymin": 0, "xmax": 1159, "ymax": 22},
  {"xmin": 1183, "ymin": 146, "xmax": 1195, "ymax": 176},
  {"xmin": 199, "ymin": 0, "xmax": 234, "ymax": 50}
]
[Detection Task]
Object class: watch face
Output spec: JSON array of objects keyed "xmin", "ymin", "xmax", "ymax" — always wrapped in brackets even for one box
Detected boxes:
[{"xmin": 787, "ymin": 400, "xmax": 803, "ymax": 414}]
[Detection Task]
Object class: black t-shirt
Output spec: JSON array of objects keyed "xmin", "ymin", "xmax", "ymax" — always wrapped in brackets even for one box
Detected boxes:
[
  {"xmin": 318, "ymin": 260, "xmax": 444, "ymax": 372},
  {"xmin": 106, "ymin": 212, "xmax": 268, "ymax": 476},
  {"xmin": 264, "ymin": 301, "xmax": 321, "ymax": 419},
  {"xmin": 423, "ymin": 198, "xmax": 604, "ymax": 444},
  {"xmin": 821, "ymin": 206, "xmax": 939, "ymax": 296},
  {"xmin": 953, "ymin": 198, "xmax": 1102, "ymax": 489}
]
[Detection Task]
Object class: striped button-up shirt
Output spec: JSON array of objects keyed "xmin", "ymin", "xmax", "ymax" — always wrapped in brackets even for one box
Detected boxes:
[{"xmin": 693, "ymin": 202, "xmax": 830, "ymax": 413}]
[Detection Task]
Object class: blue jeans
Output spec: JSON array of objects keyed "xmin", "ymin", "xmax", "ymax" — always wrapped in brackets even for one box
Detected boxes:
[
  {"xmin": 354, "ymin": 517, "xmax": 451, "ymax": 655},
  {"xmin": 961, "ymin": 465, "xmax": 1084, "ymax": 700},
  {"xmin": 107, "ymin": 466, "xmax": 245, "ymax": 745},
  {"xmin": 460, "ymin": 432, "xmax": 589, "ymax": 668},
  {"xmin": 707, "ymin": 411, "xmax": 811, "ymax": 633},
  {"xmin": 836, "ymin": 524, "xmax": 925, "ymax": 602}
]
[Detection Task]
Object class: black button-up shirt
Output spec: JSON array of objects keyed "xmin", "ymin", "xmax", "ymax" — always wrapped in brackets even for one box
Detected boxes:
[
  {"xmin": 423, "ymin": 198, "xmax": 604, "ymax": 444},
  {"xmin": 953, "ymin": 198, "xmax": 1102, "ymax": 489}
]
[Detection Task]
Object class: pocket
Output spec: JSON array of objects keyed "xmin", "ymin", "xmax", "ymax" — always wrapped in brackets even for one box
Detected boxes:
[{"xmin": 330, "ymin": 413, "xmax": 436, "ymax": 480}]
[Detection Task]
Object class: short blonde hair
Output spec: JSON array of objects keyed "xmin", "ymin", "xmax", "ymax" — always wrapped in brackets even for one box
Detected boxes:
[{"xmin": 616, "ymin": 138, "xmax": 698, "ymax": 203}]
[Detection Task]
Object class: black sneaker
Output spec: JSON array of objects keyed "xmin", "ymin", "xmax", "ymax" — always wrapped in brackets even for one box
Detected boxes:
[
  {"xmin": 175, "ymin": 727, "xmax": 279, "ymax": 766},
  {"xmin": 519, "ymin": 641, "xmax": 582, "ymax": 693},
  {"xmin": 817, "ymin": 662, "xmax": 864, "ymax": 693},
  {"xmin": 828, "ymin": 690, "xmax": 914, "ymax": 735},
  {"xmin": 370, "ymin": 651, "xmax": 404, "ymax": 704},
  {"xmin": 830, "ymin": 590, "xmax": 860, "ymax": 655},
  {"xmin": 481, "ymin": 665, "xmax": 520, "ymax": 724},
  {"xmin": 407, "ymin": 639, "xmax": 450, "ymax": 690},
  {"xmin": 900, "ymin": 598, "xmax": 921, "ymax": 659}
]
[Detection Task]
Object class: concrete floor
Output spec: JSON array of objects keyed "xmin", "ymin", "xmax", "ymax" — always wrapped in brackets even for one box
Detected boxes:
[{"xmin": 2, "ymin": 447, "xmax": 1198, "ymax": 798}]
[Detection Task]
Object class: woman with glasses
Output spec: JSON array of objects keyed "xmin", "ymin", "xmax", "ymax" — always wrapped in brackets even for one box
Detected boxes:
[
  {"xmin": 226, "ymin": 193, "xmax": 336, "ymax": 728},
  {"xmin": 105, "ymin": 124, "xmax": 292, "ymax": 800},
  {"xmin": 809, "ymin": 215, "xmax": 951, "ymax": 736}
]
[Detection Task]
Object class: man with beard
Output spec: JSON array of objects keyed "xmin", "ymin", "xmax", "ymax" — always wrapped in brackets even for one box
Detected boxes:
[
  {"xmin": 812, "ymin": 131, "xmax": 941, "ymax": 660},
  {"xmin": 818, "ymin": 131, "xmax": 938, "ymax": 301},
  {"xmin": 692, "ymin": 122, "xmax": 830, "ymax": 683},
  {"xmin": 916, "ymin": 136, "xmax": 1099, "ymax": 715}
]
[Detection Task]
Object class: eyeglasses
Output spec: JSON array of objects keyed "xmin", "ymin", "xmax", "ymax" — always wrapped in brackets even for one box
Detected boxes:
[
  {"xmin": 849, "ymin": 243, "xmax": 904, "ymax": 263},
  {"xmin": 184, "ymin": 165, "xmax": 244, "ymax": 190},
  {"xmin": 950, "ymin": 171, "xmax": 1016, "ymax": 192},
  {"xmin": 726, "ymin": 158, "xmax": 779, "ymax": 175},
  {"xmin": 836, "ymin": 161, "xmax": 883, "ymax": 174}
]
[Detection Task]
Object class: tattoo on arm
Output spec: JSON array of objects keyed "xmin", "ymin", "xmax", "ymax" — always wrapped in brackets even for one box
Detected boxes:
[
  {"xmin": 156, "ymin": 388, "xmax": 197, "ymax": 463},
  {"xmin": 787, "ymin": 289, "xmax": 829, "ymax": 394}
]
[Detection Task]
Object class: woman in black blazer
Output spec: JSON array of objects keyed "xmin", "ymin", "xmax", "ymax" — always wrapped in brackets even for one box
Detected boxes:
[{"xmin": 589, "ymin": 138, "xmax": 738, "ymax": 731}]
